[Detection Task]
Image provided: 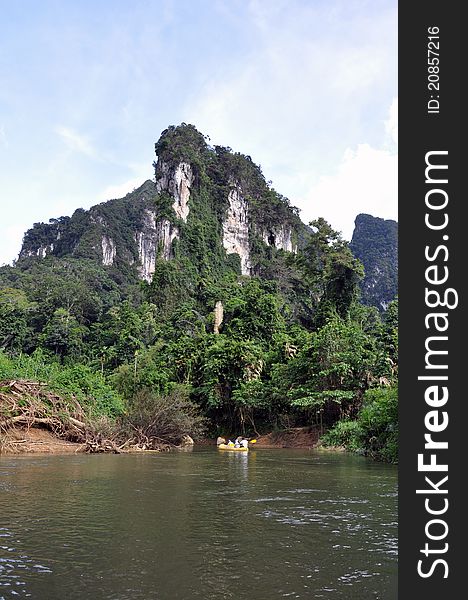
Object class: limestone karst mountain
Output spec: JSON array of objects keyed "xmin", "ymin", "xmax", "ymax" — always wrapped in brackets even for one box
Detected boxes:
[
  {"xmin": 350, "ymin": 213, "xmax": 398, "ymax": 310},
  {"xmin": 14, "ymin": 124, "xmax": 397, "ymax": 320},
  {"xmin": 19, "ymin": 124, "xmax": 308, "ymax": 284}
]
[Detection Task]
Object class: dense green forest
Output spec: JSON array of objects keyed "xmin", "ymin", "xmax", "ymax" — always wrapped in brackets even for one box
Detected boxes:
[{"xmin": 0, "ymin": 124, "xmax": 398, "ymax": 461}]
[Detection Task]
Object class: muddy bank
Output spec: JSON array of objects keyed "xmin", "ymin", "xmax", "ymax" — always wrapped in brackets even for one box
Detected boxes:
[
  {"xmin": 1, "ymin": 426, "xmax": 322, "ymax": 454},
  {"xmin": 0, "ymin": 379, "xmax": 197, "ymax": 455},
  {"xmin": 1, "ymin": 427, "xmax": 82, "ymax": 454},
  {"xmin": 255, "ymin": 427, "xmax": 320, "ymax": 448},
  {"xmin": 0, "ymin": 426, "xmax": 195, "ymax": 455}
]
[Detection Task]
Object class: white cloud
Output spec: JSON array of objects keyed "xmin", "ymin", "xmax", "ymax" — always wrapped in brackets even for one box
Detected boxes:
[
  {"xmin": 97, "ymin": 161, "xmax": 153, "ymax": 202},
  {"xmin": 0, "ymin": 125, "xmax": 8, "ymax": 149},
  {"xmin": 55, "ymin": 126, "xmax": 98, "ymax": 158},
  {"xmin": 0, "ymin": 223, "xmax": 27, "ymax": 266},
  {"xmin": 298, "ymin": 98, "xmax": 398, "ymax": 240},
  {"xmin": 185, "ymin": 1, "xmax": 396, "ymax": 152},
  {"xmin": 300, "ymin": 143, "xmax": 397, "ymax": 240},
  {"xmin": 98, "ymin": 176, "xmax": 147, "ymax": 202},
  {"xmin": 385, "ymin": 97, "xmax": 398, "ymax": 145}
]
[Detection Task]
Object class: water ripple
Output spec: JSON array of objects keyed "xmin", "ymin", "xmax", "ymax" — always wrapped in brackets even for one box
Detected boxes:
[{"xmin": 0, "ymin": 450, "xmax": 397, "ymax": 599}]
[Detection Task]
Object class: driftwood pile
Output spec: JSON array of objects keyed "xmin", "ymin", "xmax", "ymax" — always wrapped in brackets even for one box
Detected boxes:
[
  {"xmin": 0, "ymin": 379, "xmax": 88, "ymax": 439},
  {"xmin": 0, "ymin": 379, "xmax": 179, "ymax": 453}
]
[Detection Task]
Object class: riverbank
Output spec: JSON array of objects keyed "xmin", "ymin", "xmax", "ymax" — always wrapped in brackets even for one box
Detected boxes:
[
  {"xmin": 1, "ymin": 427, "xmax": 320, "ymax": 454},
  {"xmin": 1, "ymin": 426, "xmax": 81, "ymax": 454},
  {"xmin": 0, "ymin": 425, "xmax": 196, "ymax": 455},
  {"xmin": 255, "ymin": 426, "xmax": 320, "ymax": 448},
  {"xmin": 0, "ymin": 379, "xmax": 322, "ymax": 455},
  {"xmin": 0, "ymin": 379, "xmax": 196, "ymax": 455}
]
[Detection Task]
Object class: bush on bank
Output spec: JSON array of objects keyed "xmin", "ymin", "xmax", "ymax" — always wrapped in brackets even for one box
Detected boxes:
[{"xmin": 321, "ymin": 387, "xmax": 398, "ymax": 463}]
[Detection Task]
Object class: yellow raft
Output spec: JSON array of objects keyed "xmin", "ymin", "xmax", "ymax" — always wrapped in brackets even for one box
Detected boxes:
[{"xmin": 217, "ymin": 443, "xmax": 249, "ymax": 452}]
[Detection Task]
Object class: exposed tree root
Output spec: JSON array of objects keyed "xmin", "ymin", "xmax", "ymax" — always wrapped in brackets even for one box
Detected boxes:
[{"xmin": 0, "ymin": 379, "xmax": 187, "ymax": 454}]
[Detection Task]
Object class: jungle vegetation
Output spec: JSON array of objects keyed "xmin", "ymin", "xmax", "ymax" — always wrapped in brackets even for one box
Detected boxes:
[{"xmin": 0, "ymin": 124, "xmax": 398, "ymax": 461}]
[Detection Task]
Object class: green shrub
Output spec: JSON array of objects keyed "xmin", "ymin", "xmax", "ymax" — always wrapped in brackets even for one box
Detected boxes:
[
  {"xmin": 321, "ymin": 386, "xmax": 398, "ymax": 462},
  {"xmin": 321, "ymin": 420, "xmax": 364, "ymax": 452},
  {"xmin": 52, "ymin": 364, "xmax": 125, "ymax": 418},
  {"xmin": 358, "ymin": 387, "xmax": 398, "ymax": 462},
  {"xmin": 0, "ymin": 350, "xmax": 124, "ymax": 418}
]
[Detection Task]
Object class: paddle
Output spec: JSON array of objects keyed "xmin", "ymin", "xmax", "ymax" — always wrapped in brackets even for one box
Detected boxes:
[{"xmin": 249, "ymin": 439, "xmax": 257, "ymax": 444}]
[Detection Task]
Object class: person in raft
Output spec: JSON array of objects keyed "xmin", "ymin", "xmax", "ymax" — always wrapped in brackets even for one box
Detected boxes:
[
  {"xmin": 216, "ymin": 436, "xmax": 247, "ymax": 448},
  {"xmin": 216, "ymin": 436, "xmax": 237, "ymax": 447},
  {"xmin": 216, "ymin": 436, "xmax": 236, "ymax": 447},
  {"xmin": 234, "ymin": 437, "xmax": 248, "ymax": 448}
]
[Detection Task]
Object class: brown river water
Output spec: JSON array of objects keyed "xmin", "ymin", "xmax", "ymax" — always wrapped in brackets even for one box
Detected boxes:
[{"xmin": 0, "ymin": 448, "xmax": 397, "ymax": 599}]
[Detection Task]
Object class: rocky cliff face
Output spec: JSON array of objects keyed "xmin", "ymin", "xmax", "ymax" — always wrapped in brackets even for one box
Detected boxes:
[
  {"xmin": 101, "ymin": 236, "xmax": 116, "ymax": 266},
  {"xmin": 21, "ymin": 243, "xmax": 55, "ymax": 259},
  {"xmin": 350, "ymin": 213, "xmax": 398, "ymax": 310},
  {"xmin": 135, "ymin": 210, "xmax": 180, "ymax": 281},
  {"xmin": 130, "ymin": 160, "xmax": 195, "ymax": 282},
  {"xmin": 220, "ymin": 185, "xmax": 298, "ymax": 276},
  {"xmin": 260, "ymin": 224, "xmax": 296, "ymax": 254},
  {"xmin": 156, "ymin": 161, "xmax": 193, "ymax": 222},
  {"xmin": 18, "ymin": 124, "xmax": 307, "ymax": 285},
  {"xmin": 222, "ymin": 185, "xmax": 251, "ymax": 275}
]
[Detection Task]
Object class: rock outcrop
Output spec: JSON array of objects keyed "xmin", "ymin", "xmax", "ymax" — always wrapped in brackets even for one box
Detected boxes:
[
  {"xmin": 101, "ymin": 236, "xmax": 116, "ymax": 266},
  {"xmin": 222, "ymin": 186, "xmax": 251, "ymax": 275},
  {"xmin": 136, "ymin": 210, "xmax": 178, "ymax": 282},
  {"xmin": 213, "ymin": 300, "xmax": 224, "ymax": 334},
  {"xmin": 260, "ymin": 224, "xmax": 296, "ymax": 253},
  {"xmin": 22, "ymin": 243, "xmax": 54, "ymax": 259},
  {"xmin": 156, "ymin": 161, "xmax": 193, "ymax": 222}
]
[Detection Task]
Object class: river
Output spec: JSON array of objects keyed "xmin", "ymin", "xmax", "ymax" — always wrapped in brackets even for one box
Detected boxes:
[{"xmin": 0, "ymin": 449, "xmax": 397, "ymax": 599}]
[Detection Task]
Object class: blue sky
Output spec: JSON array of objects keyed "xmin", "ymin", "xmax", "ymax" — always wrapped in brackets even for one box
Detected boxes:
[{"xmin": 0, "ymin": 0, "xmax": 397, "ymax": 265}]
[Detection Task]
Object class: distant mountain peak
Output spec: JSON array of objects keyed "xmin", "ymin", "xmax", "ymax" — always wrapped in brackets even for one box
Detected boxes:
[
  {"xmin": 350, "ymin": 213, "xmax": 398, "ymax": 310},
  {"xmin": 18, "ymin": 125, "xmax": 307, "ymax": 284}
]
